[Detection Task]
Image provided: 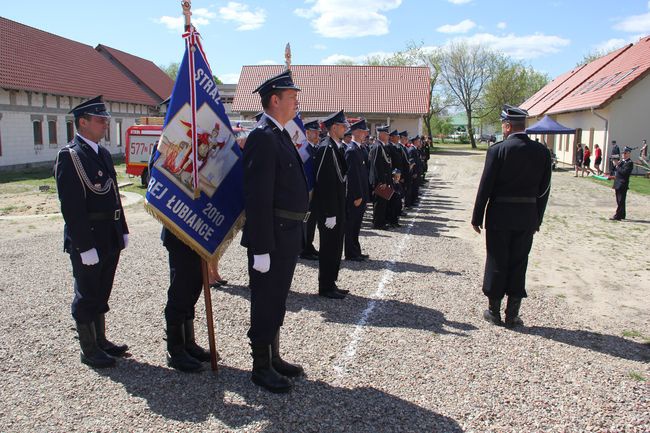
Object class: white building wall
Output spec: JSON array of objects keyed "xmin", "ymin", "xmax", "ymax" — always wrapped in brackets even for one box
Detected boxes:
[{"xmin": 0, "ymin": 89, "xmax": 156, "ymax": 168}]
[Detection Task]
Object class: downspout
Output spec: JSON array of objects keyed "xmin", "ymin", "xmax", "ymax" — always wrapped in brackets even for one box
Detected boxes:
[{"xmin": 591, "ymin": 108, "xmax": 609, "ymax": 172}]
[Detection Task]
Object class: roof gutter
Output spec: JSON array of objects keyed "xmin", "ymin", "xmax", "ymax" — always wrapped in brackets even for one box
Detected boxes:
[{"xmin": 591, "ymin": 107, "xmax": 609, "ymax": 169}]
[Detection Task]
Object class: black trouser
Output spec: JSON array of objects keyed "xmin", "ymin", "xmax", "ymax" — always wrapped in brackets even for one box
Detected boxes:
[
  {"xmin": 302, "ymin": 210, "xmax": 318, "ymax": 255},
  {"xmin": 615, "ymin": 187, "xmax": 628, "ymax": 219},
  {"xmin": 344, "ymin": 201, "xmax": 366, "ymax": 258},
  {"xmin": 165, "ymin": 236, "xmax": 203, "ymax": 325},
  {"xmin": 247, "ymin": 250, "xmax": 298, "ymax": 345},
  {"xmin": 403, "ymin": 179, "xmax": 413, "ymax": 207},
  {"xmin": 70, "ymin": 249, "xmax": 120, "ymax": 324},
  {"xmin": 317, "ymin": 216, "xmax": 345, "ymax": 290},
  {"xmin": 387, "ymin": 194, "xmax": 402, "ymax": 224},
  {"xmin": 373, "ymin": 196, "xmax": 388, "ymax": 228},
  {"xmin": 482, "ymin": 229, "xmax": 535, "ymax": 300}
]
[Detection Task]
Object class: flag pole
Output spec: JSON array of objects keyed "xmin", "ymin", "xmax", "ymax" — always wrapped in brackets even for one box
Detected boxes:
[
  {"xmin": 183, "ymin": 0, "xmax": 218, "ymax": 372},
  {"xmin": 285, "ymin": 42, "xmax": 291, "ymax": 69}
]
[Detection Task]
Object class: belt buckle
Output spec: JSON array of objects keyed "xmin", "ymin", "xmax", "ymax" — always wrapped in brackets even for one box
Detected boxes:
[
  {"xmin": 114, "ymin": 209, "xmax": 121, "ymax": 220},
  {"xmin": 303, "ymin": 211, "xmax": 311, "ymax": 223}
]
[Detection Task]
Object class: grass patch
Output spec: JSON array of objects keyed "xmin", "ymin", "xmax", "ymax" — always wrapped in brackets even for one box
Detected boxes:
[
  {"xmin": 589, "ymin": 175, "xmax": 650, "ymax": 196},
  {"xmin": 622, "ymin": 330, "xmax": 645, "ymax": 338},
  {"xmin": 1, "ymin": 205, "xmax": 17, "ymax": 213},
  {"xmin": 628, "ymin": 371, "xmax": 647, "ymax": 382},
  {"xmin": 555, "ymin": 294, "xmax": 566, "ymax": 299}
]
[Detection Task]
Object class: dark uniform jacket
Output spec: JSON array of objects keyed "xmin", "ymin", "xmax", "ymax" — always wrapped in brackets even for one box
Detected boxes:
[
  {"xmin": 55, "ymin": 135, "xmax": 128, "ymax": 255},
  {"xmin": 407, "ymin": 146, "xmax": 423, "ymax": 179},
  {"xmin": 613, "ymin": 158, "xmax": 634, "ymax": 190},
  {"xmin": 241, "ymin": 118, "xmax": 309, "ymax": 256},
  {"xmin": 345, "ymin": 141, "xmax": 370, "ymax": 203},
  {"xmin": 369, "ymin": 140, "xmax": 392, "ymax": 187},
  {"xmin": 472, "ymin": 133, "xmax": 552, "ymax": 231},
  {"xmin": 313, "ymin": 136, "xmax": 348, "ymax": 218}
]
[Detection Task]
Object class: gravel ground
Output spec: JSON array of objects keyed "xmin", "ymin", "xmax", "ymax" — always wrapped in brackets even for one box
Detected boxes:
[{"xmin": 0, "ymin": 150, "xmax": 648, "ymax": 432}]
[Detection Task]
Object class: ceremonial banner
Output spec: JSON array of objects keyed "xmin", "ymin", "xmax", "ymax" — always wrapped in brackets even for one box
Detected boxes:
[
  {"xmin": 285, "ymin": 114, "xmax": 315, "ymax": 193},
  {"xmin": 145, "ymin": 29, "xmax": 244, "ymax": 260}
]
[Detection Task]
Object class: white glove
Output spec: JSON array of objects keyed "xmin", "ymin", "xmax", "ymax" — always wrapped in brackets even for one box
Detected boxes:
[
  {"xmin": 253, "ymin": 253, "xmax": 270, "ymax": 273},
  {"xmin": 325, "ymin": 216, "xmax": 336, "ymax": 229},
  {"xmin": 80, "ymin": 248, "xmax": 99, "ymax": 266},
  {"xmin": 123, "ymin": 234, "xmax": 129, "ymax": 248}
]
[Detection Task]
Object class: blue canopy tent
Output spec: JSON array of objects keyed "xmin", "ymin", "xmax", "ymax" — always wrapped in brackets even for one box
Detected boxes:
[{"xmin": 525, "ymin": 115, "xmax": 575, "ymax": 134}]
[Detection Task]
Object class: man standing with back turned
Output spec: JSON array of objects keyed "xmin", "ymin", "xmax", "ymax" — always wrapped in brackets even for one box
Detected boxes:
[
  {"xmin": 471, "ymin": 105, "xmax": 551, "ymax": 328},
  {"xmin": 241, "ymin": 70, "xmax": 309, "ymax": 393}
]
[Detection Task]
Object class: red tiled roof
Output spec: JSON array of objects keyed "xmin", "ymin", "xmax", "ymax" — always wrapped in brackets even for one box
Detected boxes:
[
  {"xmin": 522, "ymin": 37, "xmax": 650, "ymax": 117},
  {"xmin": 0, "ymin": 17, "xmax": 159, "ymax": 105},
  {"xmin": 549, "ymin": 37, "xmax": 650, "ymax": 114},
  {"xmin": 232, "ymin": 65, "xmax": 430, "ymax": 115},
  {"xmin": 96, "ymin": 44, "xmax": 173, "ymax": 101}
]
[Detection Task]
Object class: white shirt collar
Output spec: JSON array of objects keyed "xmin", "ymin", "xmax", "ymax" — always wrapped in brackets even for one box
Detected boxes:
[
  {"xmin": 264, "ymin": 113, "xmax": 285, "ymax": 131},
  {"xmin": 77, "ymin": 133, "xmax": 99, "ymax": 154}
]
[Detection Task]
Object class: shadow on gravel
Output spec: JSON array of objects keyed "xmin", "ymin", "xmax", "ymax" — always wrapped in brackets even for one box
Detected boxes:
[
  {"xmin": 297, "ymin": 254, "xmax": 461, "ymax": 275},
  {"xmin": 99, "ymin": 361, "xmax": 464, "ymax": 432},
  {"xmin": 514, "ymin": 326, "xmax": 650, "ymax": 362},
  {"xmin": 220, "ymin": 285, "xmax": 476, "ymax": 336}
]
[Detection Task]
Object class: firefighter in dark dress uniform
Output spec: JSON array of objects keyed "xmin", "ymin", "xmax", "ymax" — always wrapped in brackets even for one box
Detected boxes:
[
  {"xmin": 610, "ymin": 146, "xmax": 634, "ymax": 220},
  {"xmin": 313, "ymin": 110, "xmax": 349, "ymax": 299},
  {"xmin": 54, "ymin": 96, "xmax": 129, "ymax": 368},
  {"xmin": 300, "ymin": 120, "xmax": 321, "ymax": 260},
  {"xmin": 344, "ymin": 119, "xmax": 371, "ymax": 261},
  {"xmin": 369, "ymin": 125, "xmax": 393, "ymax": 229},
  {"xmin": 471, "ymin": 105, "xmax": 552, "ymax": 328},
  {"xmin": 241, "ymin": 70, "xmax": 309, "ymax": 393}
]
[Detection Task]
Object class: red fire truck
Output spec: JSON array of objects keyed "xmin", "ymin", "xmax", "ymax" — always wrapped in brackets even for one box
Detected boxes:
[{"xmin": 125, "ymin": 124, "xmax": 162, "ymax": 186}]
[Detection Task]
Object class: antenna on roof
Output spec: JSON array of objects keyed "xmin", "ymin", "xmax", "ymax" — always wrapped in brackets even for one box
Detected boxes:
[{"xmin": 285, "ymin": 43, "xmax": 291, "ymax": 70}]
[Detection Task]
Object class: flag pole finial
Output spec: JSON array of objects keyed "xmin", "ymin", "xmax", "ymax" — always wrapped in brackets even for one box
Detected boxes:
[
  {"xmin": 182, "ymin": 0, "xmax": 192, "ymax": 32},
  {"xmin": 285, "ymin": 43, "xmax": 291, "ymax": 70}
]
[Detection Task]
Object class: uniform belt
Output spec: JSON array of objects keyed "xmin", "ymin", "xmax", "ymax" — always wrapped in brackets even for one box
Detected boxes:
[
  {"xmin": 274, "ymin": 208, "xmax": 310, "ymax": 222},
  {"xmin": 88, "ymin": 209, "xmax": 121, "ymax": 221},
  {"xmin": 492, "ymin": 196, "xmax": 536, "ymax": 204}
]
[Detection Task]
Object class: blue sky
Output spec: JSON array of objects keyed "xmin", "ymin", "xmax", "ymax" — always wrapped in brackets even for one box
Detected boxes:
[{"xmin": 4, "ymin": 1, "xmax": 650, "ymax": 83}]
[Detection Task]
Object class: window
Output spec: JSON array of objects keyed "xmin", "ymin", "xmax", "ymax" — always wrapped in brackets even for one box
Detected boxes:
[
  {"xmin": 48, "ymin": 120, "xmax": 57, "ymax": 145},
  {"xmin": 115, "ymin": 120, "xmax": 122, "ymax": 147},
  {"xmin": 33, "ymin": 120, "xmax": 43, "ymax": 145},
  {"xmin": 104, "ymin": 120, "xmax": 111, "ymax": 144},
  {"xmin": 66, "ymin": 120, "xmax": 74, "ymax": 143}
]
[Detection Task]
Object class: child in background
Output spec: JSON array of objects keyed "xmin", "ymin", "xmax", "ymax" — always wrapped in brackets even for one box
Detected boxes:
[{"xmin": 387, "ymin": 169, "xmax": 403, "ymax": 228}]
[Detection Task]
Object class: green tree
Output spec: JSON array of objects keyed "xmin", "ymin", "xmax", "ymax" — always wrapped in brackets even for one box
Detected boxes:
[
  {"xmin": 479, "ymin": 60, "xmax": 549, "ymax": 128},
  {"xmin": 160, "ymin": 62, "xmax": 180, "ymax": 80},
  {"xmin": 439, "ymin": 42, "xmax": 498, "ymax": 148}
]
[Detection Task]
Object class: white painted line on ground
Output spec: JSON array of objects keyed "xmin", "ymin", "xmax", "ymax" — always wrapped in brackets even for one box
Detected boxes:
[{"xmin": 333, "ymin": 173, "xmax": 436, "ymax": 380}]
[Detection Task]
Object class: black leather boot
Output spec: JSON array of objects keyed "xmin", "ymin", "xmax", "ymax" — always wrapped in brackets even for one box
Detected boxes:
[
  {"xmin": 94, "ymin": 314, "xmax": 128, "ymax": 357},
  {"xmin": 271, "ymin": 331, "xmax": 304, "ymax": 378},
  {"xmin": 251, "ymin": 344, "xmax": 293, "ymax": 393},
  {"xmin": 166, "ymin": 322, "xmax": 203, "ymax": 373},
  {"xmin": 483, "ymin": 298, "xmax": 502, "ymax": 325},
  {"xmin": 183, "ymin": 319, "xmax": 219, "ymax": 362},
  {"xmin": 504, "ymin": 297, "xmax": 524, "ymax": 328},
  {"xmin": 76, "ymin": 322, "xmax": 115, "ymax": 368}
]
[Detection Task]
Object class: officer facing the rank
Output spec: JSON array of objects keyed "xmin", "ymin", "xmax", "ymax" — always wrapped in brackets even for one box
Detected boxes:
[
  {"xmin": 313, "ymin": 110, "xmax": 349, "ymax": 299},
  {"xmin": 54, "ymin": 95, "xmax": 129, "ymax": 368},
  {"xmin": 241, "ymin": 69, "xmax": 309, "ymax": 393},
  {"xmin": 369, "ymin": 125, "xmax": 393, "ymax": 230},
  {"xmin": 472, "ymin": 104, "xmax": 552, "ymax": 328}
]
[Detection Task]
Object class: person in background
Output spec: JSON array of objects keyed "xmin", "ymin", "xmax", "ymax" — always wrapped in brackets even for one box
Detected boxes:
[
  {"xmin": 581, "ymin": 144, "xmax": 596, "ymax": 177},
  {"xmin": 387, "ymin": 168, "xmax": 403, "ymax": 228},
  {"xmin": 593, "ymin": 144, "xmax": 603, "ymax": 175},
  {"xmin": 639, "ymin": 139, "xmax": 648, "ymax": 168},
  {"xmin": 609, "ymin": 140, "xmax": 620, "ymax": 176},
  {"xmin": 610, "ymin": 146, "xmax": 634, "ymax": 221},
  {"xmin": 574, "ymin": 143, "xmax": 583, "ymax": 177}
]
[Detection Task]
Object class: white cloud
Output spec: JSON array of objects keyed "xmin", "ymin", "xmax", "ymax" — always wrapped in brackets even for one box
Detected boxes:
[
  {"xmin": 219, "ymin": 2, "xmax": 266, "ymax": 31},
  {"xmin": 595, "ymin": 38, "xmax": 629, "ymax": 53},
  {"xmin": 320, "ymin": 51, "xmax": 394, "ymax": 64},
  {"xmin": 294, "ymin": 0, "xmax": 403, "ymax": 39},
  {"xmin": 437, "ymin": 19, "xmax": 476, "ymax": 34},
  {"xmin": 613, "ymin": 11, "xmax": 650, "ymax": 33},
  {"xmin": 448, "ymin": 0, "xmax": 472, "ymax": 4},
  {"xmin": 449, "ymin": 32, "xmax": 571, "ymax": 59},
  {"xmin": 257, "ymin": 59, "xmax": 279, "ymax": 65},
  {"xmin": 217, "ymin": 72, "xmax": 241, "ymax": 84},
  {"xmin": 313, "ymin": 44, "xmax": 328, "ymax": 50},
  {"xmin": 155, "ymin": 8, "xmax": 217, "ymax": 31},
  {"xmin": 497, "ymin": 21, "xmax": 507, "ymax": 29}
]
